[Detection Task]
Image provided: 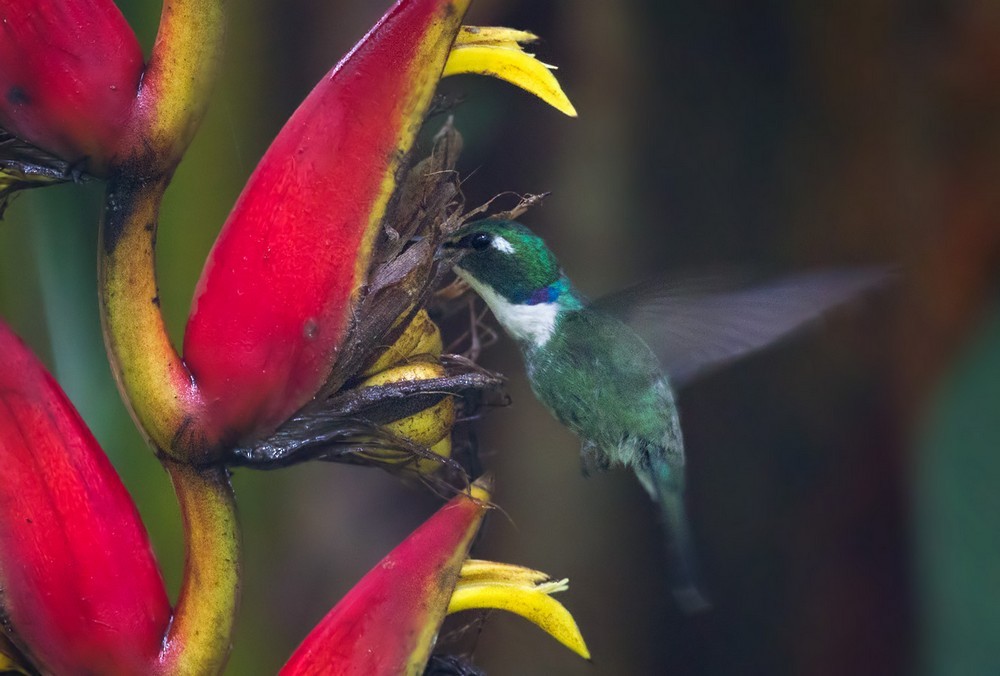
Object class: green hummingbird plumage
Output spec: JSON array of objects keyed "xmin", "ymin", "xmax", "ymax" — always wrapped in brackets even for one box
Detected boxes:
[
  {"xmin": 445, "ymin": 219, "xmax": 886, "ymax": 613},
  {"xmin": 446, "ymin": 220, "xmax": 708, "ymax": 611}
]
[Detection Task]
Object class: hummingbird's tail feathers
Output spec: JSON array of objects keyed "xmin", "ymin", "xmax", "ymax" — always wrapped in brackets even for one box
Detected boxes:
[
  {"xmin": 659, "ymin": 487, "xmax": 713, "ymax": 614},
  {"xmin": 639, "ymin": 457, "xmax": 713, "ymax": 614},
  {"xmin": 598, "ymin": 266, "xmax": 893, "ymax": 388}
]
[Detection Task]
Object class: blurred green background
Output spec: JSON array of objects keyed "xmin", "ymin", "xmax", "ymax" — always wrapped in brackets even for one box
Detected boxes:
[{"xmin": 2, "ymin": 0, "xmax": 999, "ymax": 674}]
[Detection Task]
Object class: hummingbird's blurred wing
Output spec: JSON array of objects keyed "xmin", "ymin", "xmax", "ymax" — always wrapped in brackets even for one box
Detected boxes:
[{"xmin": 595, "ymin": 267, "xmax": 891, "ymax": 388}]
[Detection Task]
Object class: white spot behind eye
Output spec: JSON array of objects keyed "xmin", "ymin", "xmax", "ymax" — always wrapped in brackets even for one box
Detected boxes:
[{"xmin": 491, "ymin": 236, "xmax": 515, "ymax": 254}]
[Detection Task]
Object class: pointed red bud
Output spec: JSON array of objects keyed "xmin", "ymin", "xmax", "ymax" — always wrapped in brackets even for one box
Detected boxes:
[
  {"xmin": 183, "ymin": 0, "xmax": 470, "ymax": 444},
  {"xmin": 0, "ymin": 323, "xmax": 170, "ymax": 674},
  {"xmin": 280, "ymin": 483, "xmax": 490, "ymax": 675},
  {"xmin": 0, "ymin": 0, "xmax": 143, "ymax": 172}
]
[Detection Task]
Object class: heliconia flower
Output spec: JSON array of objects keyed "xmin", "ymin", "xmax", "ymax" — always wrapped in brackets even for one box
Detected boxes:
[
  {"xmin": 0, "ymin": 0, "xmax": 144, "ymax": 173},
  {"xmin": 281, "ymin": 480, "xmax": 589, "ymax": 675},
  {"xmin": 1, "ymin": 0, "xmax": 576, "ymax": 462},
  {"xmin": 179, "ymin": 0, "xmax": 576, "ymax": 452},
  {"xmin": 182, "ymin": 0, "xmax": 474, "ymax": 445},
  {"xmin": 448, "ymin": 559, "xmax": 590, "ymax": 660},
  {"xmin": 0, "ymin": 322, "xmax": 171, "ymax": 674},
  {"xmin": 444, "ymin": 26, "xmax": 578, "ymax": 117}
]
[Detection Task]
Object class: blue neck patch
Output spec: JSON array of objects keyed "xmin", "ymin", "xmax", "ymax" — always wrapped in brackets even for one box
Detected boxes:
[{"xmin": 525, "ymin": 277, "xmax": 572, "ymax": 306}]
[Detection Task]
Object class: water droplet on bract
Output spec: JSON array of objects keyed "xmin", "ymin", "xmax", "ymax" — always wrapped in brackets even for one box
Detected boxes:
[{"xmin": 303, "ymin": 318, "xmax": 319, "ymax": 341}]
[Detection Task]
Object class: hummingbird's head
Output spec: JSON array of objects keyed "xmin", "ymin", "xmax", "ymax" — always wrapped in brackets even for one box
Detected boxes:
[{"xmin": 445, "ymin": 220, "xmax": 564, "ymax": 305}]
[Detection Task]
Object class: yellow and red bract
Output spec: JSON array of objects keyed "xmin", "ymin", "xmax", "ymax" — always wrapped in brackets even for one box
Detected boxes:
[
  {"xmin": 0, "ymin": 0, "xmax": 143, "ymax": 171},
  {"xmin": 281, "ymin": 485, "xmax": 489, "ymax": 676},
  {"xmin": 0, "ymin": 322, "xmax": 170, "ymax": 675},
  {"xmin": 183, "ymin": 0, "xmax": 472, "ymax": 445}
]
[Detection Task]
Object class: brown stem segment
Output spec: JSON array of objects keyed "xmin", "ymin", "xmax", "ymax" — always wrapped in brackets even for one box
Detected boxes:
[{"xmin": 157, "ymin": 462, "xmax": 241, "ymax": 676}]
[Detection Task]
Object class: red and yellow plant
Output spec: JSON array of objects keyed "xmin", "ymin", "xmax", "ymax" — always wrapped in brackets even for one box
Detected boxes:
[
  {"xmin": 0, "ymin": 0, "xmax": 583, "ymax": 672},
  {"xmin": 0, "ymin": 322, "xmax": 587, "ymax": 674}
]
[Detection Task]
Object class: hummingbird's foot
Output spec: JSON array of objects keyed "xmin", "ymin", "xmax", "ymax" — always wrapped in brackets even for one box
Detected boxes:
[
  {"xmin": 579, "ymin": 441, "xmax": 611, "ymax": 477},
  {"xmin": 436, "ymin": 277, "xmax": 470, "ymax": 302}
]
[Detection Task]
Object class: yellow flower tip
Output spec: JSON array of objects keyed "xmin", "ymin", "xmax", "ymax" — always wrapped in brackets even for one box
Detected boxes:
[
  {"xmin": 459, "ymin": 559, "xmax": 552, "ymax": 586},
  {"xmin": 449, "ymin": 561, "xmax": 591, "ymax": 661},
  {"xmin": 445, "ymin": 26, "xmax": 578, "ymax": 118},
  {"xmin": 470, "ymin": 474, "xmax": 494, "ymax": 502},
  {"xmin": 535, "ymin": 577, "xmax": 570, "ymax": 595},
  {"xmin": 456, "ymin": 26, "xmax": 540, "ymax": 48}
]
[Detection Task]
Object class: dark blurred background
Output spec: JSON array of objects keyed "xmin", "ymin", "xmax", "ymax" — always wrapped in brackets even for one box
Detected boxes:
[{"xmin": 2, "ymin": 0, "xmax": 999, "ymax": 673}]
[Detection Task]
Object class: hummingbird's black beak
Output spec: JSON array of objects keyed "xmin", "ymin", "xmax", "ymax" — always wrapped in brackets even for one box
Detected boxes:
[
  {"xmin": 435, "ymin": 236, "xmax": 463, "ymax": 262},
  {"xmin": 443, "ymin": 231, "xmax": 491, "ymax": 251}
]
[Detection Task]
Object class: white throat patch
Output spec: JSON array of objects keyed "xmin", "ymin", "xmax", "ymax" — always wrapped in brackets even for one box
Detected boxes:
[{"xmin": 456, "ymin": 269, "xmax": 560, "ymax": 347}]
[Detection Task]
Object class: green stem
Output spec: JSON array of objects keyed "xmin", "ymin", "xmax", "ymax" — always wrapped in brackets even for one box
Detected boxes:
[
  {"xmin": 133, "ymin": 0, "xmax": 228, "ymax": 170},
  {"xmin": 97, "ymin": 3, "xmax": 238, "ymax": 670},
  {"xmin": 100, "ymin": 0, "xmax": 228, "ymax": 459},
  {"xmin": 99, "ymin": 172, "xmax": 210, "ymax": 458},
  {"xmin": 157, "ymin": 463, "xmax": 242, "ymax": 676}
]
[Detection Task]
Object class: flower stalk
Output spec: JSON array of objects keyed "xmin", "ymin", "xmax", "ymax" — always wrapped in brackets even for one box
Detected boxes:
[
  {"xmin": 99, "ymin": 170, "xmax": 210, "ymax": 457},
  {"xmin": 156, "ymin": 463, "xmax": 242, "ymax": 675},
  {"xmin": 131, "ymin": 0, "xmax": 229, "ymax": 171},
  {"xmin": 97, "ymin": 0, "xmax": 228, "ymax": 461}
]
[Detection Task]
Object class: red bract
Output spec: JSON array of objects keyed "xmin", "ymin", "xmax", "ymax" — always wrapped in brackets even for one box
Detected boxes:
[
  {"xmin": 184, "ymin": 0, "xmax": 470, "ymax": 444},
  {"xmin": 0, "ymin": 323, "xmax": 170, "ymax": 674},
  {"xmin": 0, "ymin": 0, "xmax": 143, "ymax": 171},
  {"xmin": 281, "ymin": 486, "xmax": 489, "ymax": 675}
]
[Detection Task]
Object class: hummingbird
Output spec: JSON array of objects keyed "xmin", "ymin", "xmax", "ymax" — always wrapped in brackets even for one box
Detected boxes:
[{"xmin": 444, "ymin": 219, "xmax": 886, "ymax": 613}]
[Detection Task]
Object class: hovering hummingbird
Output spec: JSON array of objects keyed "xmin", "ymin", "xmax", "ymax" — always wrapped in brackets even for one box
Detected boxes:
[{"xmin": 444, "ymin": 219, "xmax": 885, "ymax": 612}]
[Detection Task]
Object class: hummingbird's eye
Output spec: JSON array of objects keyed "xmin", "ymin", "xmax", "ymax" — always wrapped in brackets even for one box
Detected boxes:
[{"xmin": 465, "ymin": 232, "xmax": 493, "ymax": 251}]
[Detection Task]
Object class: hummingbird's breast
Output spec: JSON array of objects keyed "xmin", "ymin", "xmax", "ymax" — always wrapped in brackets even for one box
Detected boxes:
[{"xmin": 524, "ymin": 308, "xmax": 684, "ymax": 470}]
